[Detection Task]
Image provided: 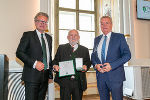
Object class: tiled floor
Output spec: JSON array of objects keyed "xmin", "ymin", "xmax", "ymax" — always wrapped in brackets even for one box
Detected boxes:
[
  {"xmin": 55, "ymin": 94, "xmax": 133, "ymax": 100},
  {"xmin": 82, "ymin": 94, "xmax": 100, "ymax": 100},
  {"xmin": 55, "ymin": 94, "xmax": 99, "ymax": 100}
]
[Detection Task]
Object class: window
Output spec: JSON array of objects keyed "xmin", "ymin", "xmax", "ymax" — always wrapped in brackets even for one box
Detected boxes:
[{"xmin": 55, "ymin": 0, "xmax": 97, "ymax": 55}]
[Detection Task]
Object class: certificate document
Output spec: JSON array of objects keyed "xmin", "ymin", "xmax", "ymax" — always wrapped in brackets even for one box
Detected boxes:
[
  {"xmin": 59, "ymin": 60, "xmax": 75, "ymax": 77},
  {"xmin": 75, "ymin": 58, "xmax": 83, "ymax": 71}
]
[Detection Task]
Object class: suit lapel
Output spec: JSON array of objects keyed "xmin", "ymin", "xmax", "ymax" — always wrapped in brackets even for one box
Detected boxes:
[
  {"xmin": 106, "ymin": 32, "xmax": 114, "ymax": 61},
  {"xmin": 92, "ymin": 35, "xmax": 102, "ymax": 64},
  {"xmin": 45, "ymin": 33, "xmax": 51, "ymax": 52},
  {"xmin": 66, "ymin": 43, "xmax": 73, "ymax": 54},
  {"xmin": 95, "ymin": 35, "xmax": 102, "ymax": 55},
  {"xmin": 33, "ymin": 30, "xmax": 43, "ymax": 52},
  {"xmin": 74, "ymin": 44, "xmax": 81, "ymax": 56}
]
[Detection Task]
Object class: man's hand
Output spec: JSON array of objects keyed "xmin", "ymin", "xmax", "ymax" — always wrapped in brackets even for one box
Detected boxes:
[
  {"xmin": 53, "ymin": 65, "xmax": 59, "ymax": 72},
  {"xmin": 35, "ymin": 61, "xmax": 44, "ymax": 71},
  {"xmin": 82, "ymin": 65, "xmax": 87, "ymax": 72},
  {"xmin": 103, "ymin": 63, "xmax": 112, "ymax": 72},
  {"xmin": 95, "ymin": 64, "xmax": 104, "ymax": 73}
]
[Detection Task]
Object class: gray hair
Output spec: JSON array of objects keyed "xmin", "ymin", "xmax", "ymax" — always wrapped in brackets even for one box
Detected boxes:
[
  {"xmin": 34, "ymin": 12, "xmax": 49, "ymax": 21},
  {"xmin": 100, "ymin": 16, "xmax": 112, "ymax": 24}
]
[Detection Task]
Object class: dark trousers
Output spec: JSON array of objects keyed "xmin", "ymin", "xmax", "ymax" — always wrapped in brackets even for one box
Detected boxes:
[
  {"xmin": 97, "ymin": 79, "xmax": 123, "ymax": 100},
  {"xmin": 60, "ymin": 79, "xmax": 83, "ymax": 100},
  {"xmin": 24, "ymin": 81, "xmax": 48, "ymax": 100}
]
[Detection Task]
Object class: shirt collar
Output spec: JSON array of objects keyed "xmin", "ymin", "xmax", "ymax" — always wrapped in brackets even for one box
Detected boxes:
[
  {"xmin": 102, "ymin": 32, "xmax": 111, "ymax": 38},
  {"xmin": 36, "ymin": 29, "xmax": 45, "ymax": 37},
  {"xmin": 70, "ymin": 43, "xmax": 78, "ymax": 51}
]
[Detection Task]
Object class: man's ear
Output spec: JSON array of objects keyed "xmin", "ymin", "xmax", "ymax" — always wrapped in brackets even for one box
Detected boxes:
[
  {"xmin": 67, "ymin": 36, "xmax": 69, "ymax": 40},
  {"xmin": 78, "ymin": 36, "xmax": 80, "ymax": 40}
]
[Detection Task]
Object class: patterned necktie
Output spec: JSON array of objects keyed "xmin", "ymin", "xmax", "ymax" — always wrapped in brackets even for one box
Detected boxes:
[
  {"xmin": 72, "ymin": 46, "xmax": 74, "ymax": 52},
  {"xmin": 101, "ymin": 35, "xmax": 107, "ymax": 64},
  {"xmin": 41, "ymin": 34, "xmax": 47, "ymax": 70}
]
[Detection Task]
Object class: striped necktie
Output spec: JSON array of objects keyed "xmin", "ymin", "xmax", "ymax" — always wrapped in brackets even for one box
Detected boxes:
[
  {"xmin": 101, "ymin": 35, "xmax": 107, "ymax": 64},
  {"xmin": 41, "ymin": 34, "xmax": 47, "ymax": 70}
]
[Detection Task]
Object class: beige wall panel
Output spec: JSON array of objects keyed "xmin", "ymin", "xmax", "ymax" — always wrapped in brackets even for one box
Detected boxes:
[
  {"xmin": 0, "ymin": 0, "xmax": 40, "ymax": 60},
  {"xmin": 132, "ymin": 0, "xmax": 150, "ymax": 59}
]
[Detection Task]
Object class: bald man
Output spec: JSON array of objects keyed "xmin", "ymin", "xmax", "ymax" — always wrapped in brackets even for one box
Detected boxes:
[{"xmin": 53, "ymin": 29, "xmax": 91, "ymax": 100}]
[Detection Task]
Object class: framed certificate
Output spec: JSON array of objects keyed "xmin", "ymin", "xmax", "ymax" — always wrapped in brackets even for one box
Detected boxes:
[{"xmin": 59, "ymin": 60, "xmax": 75, "ymax": 77}]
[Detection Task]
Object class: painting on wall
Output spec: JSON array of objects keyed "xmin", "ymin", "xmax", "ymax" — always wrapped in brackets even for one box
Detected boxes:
[{"xmin": 102, "ymin": 0, "xmax": 112, "ymax": 17}]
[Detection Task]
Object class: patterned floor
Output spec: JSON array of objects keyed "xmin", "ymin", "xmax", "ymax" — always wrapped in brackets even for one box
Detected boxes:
[
  {"xmin": 82, "ymin": 94, "xmax": 100, "ymax": 100},
  {"xmin": 55, "ymin": 94, "xmax": 100, "ymax": 100},
  {"xmin": 55, "ymin": 94, "xmax": 134, "ymax": 100}
]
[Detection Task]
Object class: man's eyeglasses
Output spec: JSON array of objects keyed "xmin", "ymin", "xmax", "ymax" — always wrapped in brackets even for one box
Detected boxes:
[{"xmin": 35, "ymin": 20, "xmax": 48, "ymax": 24}]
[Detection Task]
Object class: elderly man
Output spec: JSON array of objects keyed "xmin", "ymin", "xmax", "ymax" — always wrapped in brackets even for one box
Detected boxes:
[
  {"xmin": 91, "ymin": 16, "xmax": 131, "ymax": 100},
  {"xmin": 16, "ymin": 12, "xmax": 53, "ymax": 100},
  {"xmin": 53, "ymin": 29, "xmax": 91, "ymax": 100}
]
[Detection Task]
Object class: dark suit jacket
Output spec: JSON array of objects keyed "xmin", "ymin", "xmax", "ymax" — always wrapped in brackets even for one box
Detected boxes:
[
  {"xmin": 52, "ymin": 43, "xmax": 91, "ymax": 91},
  {"xmin": 16, "ymin": 30, "xmax": 53, "ymax": 83},
  {"xmin": 91, "ymin": 32, "xmax": 131, "ymax": 82}
]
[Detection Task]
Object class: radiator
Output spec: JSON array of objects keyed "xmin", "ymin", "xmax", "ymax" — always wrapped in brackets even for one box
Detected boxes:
[
  {"xmin": 6, "ymin": 71, "xmax": 53, "ymax": 100},
  {"xmin": 141, "ymin": 67, "xmax": 150, "ymax": 98},
  {"xmin": 6, "ymin": 73, "xmax": 25, "ymax": 100},
  {"xmin": 123, "ymin": 66, "xmax": 150, "ymax": 99}
]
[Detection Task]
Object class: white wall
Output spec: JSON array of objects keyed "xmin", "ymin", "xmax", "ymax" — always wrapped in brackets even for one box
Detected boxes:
[{"xmin": 0, "ymin": 0, "xmax": 40, "ymax": 61}]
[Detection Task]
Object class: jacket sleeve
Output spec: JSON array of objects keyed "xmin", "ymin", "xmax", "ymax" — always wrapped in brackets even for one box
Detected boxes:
[
  {"xmin": 16, "ymin": 32, "xmax": 35, "ymax": 67},
  {"xmin": 110, "ymin": 34, "xmax": 131, "ymax": 70},
  {"xmin": 48, "ymin": 35, "xmax": 53, "ymax": 79},
  {"xmin": 49, "ymin": 66, "xmax": 53, "ymax": 79},
  {"xmin": 52, "ymin": 46, "xmax": 61, "ymax": 66},
  {"xmin": 83, "ymin": 47, "xmax": 91, "ymax": 71},
  {"xmin": 91, "ymin": 38, "xmax": 98, "ymax": 68}
]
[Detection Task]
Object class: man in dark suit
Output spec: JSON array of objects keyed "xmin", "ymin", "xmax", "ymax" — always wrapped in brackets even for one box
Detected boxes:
[
  {"xmin": 53, "ymin": 29, "xmax": 91, "ymax": 100},
  {"xmin": 16, "ymin": 12, "xmax": 53, "ymax": 100},
  {"xmin": 91, "ymin": 16, "xmax": 131, "ymax": 100}
]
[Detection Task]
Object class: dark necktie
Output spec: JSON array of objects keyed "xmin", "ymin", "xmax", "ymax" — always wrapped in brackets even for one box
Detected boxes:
[
  {"xmin": 101, "ymin": 35, "xmax": 107, "ymax": 64},
  {"xmin": 41, "ymin": 34, "xmax": 47, "ymax": 70},
  {"xmin": 71, "ymin": 46, "xmax": 79, "ymax": 80},
  {"xmin": 72, "ymin": 46, "xmax": 74, "ymax": 52}
]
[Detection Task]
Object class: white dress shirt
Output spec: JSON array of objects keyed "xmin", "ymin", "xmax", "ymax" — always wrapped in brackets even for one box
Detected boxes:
[
  {"xmin": 97, "ymin": 32, "xmax": 111, "ymax": 62},
  {"xmin": 33, "ymin": 29, "xmax": 50, "ymax": 69},
  {"xmin": 71, "ymin": 43, "xmax": 78, "ymax": 52}
]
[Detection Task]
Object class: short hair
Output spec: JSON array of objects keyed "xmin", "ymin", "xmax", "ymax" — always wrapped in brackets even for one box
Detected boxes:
[
  {"xmin": 34, "ymin": 12, "xmax": 49, "ymax": 21},
  {"xmin": 100, "ymin": 16, "xmax": 112, "ymax": 24}
]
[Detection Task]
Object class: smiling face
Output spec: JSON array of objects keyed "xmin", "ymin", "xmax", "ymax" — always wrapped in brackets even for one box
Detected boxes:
[
  {"xmin": 100, "ymin": 17, "xmax": 112, "ymax": 35},
  {"xmin": 35, "ymin": 15, "xmax": 48, "ymax": 33},
  {"xmin": 67, "ymin": 30, "xmax": 80, "ymax": 46}
]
